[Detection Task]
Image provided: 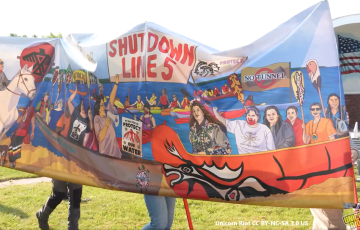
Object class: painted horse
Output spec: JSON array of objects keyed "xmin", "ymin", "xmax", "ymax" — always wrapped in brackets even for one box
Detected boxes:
[{"xmin": 0, "ymin": 64, "xmax": 36, "ymax": 141}]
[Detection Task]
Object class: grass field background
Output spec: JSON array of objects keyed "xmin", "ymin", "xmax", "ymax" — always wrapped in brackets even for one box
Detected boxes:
[
  {"xmin": 0, "ymin": 166, "xmax": 358, "ymax": 230},
  {"xmin": 0, "ymin": 167, "xmax": 38, "ymax": 181}
]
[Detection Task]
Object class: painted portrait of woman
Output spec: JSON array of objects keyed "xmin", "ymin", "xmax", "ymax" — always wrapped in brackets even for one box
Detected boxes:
[
  {"xmin": 189, "ymin": 101, "xmax": 231, "ymax": 155},
  {"xmin": 263, "ymin": 105, "xmax": 295, "ymax": 149}
]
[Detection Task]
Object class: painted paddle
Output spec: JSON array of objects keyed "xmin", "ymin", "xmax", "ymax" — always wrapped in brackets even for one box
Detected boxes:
[
  {"xmin": 227, "ymin": 73, "xmax": 247, "ymax": 111},
  {"xmin": 291, "ymin": 71, "xmax": 305, "ymax": 122},
  {"xmin": 306, "ymin": 60, "xmax": 326, "ymax": 117}
]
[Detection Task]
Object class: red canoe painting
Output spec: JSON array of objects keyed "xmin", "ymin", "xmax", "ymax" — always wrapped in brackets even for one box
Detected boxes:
[
  {"xmin": 151, "ymin": 124, "xmax": 354, "ymax": 207},
  {"xmin": 193, "ymin": 91, "xmax": 235, "ymax": 101},
  {"xmin": 174, "ymin": 118, "xmax": 190, "ymax": 124}
]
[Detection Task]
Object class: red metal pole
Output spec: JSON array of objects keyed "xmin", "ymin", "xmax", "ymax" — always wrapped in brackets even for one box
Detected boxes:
[{"xmin": 183, "ymin": 199, "xmax": 194, "ymax": 230}]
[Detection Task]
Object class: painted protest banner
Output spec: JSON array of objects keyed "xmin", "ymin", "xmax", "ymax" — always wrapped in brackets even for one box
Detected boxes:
[
  {"xmin": 122, "ymin": 117, "xmax": 142, "ymax": 157},
  {"xmin": 192, "ymin": 57, "xmax": 248, "ymax": 81},
  {"xmin": 72, "ymin": 70, "xmax": 86, "ymax": 82},
  {"xmin": 107, "ymin": 29, "xmax": 197, "ymax": 84},
  {"xmin": 0, "ymin": 1, "xmax": 355, "ymax": 209},
  {"xmin": 241, "ymin": 62, "xmax": 291, "ymax": 92}
]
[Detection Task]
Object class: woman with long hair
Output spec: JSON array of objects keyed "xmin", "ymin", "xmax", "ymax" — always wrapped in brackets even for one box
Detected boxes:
[
  {"xmin": 180, "ymin": 95, "xmax": 190, "ymax": 110},
  {"xmin": 189, "ymin": 101, "xmax": 231, "ymax": 155},
  {"xmin": 134, "ymin": 104, "xmax": 156, "ymax": 131},
  {"xmin": 324, "ymin": 93, "xmax": 349, "ymax": 138},
  {"xmin": 169, "ymin": 94, "xmax": 181, "ymax": 109},
  {"xmin": 263, "ymin": 105, "xmax": 295, "ymax": 149},
  {"xmin": 84, "ymin": 106, "xmax": 98, "ymax": 151},
  {"xmin": 93, "ymin": 75, "xmax": 122, "ymax": 158}
]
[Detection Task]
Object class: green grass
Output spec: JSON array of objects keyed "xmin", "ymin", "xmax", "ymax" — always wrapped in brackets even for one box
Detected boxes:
[
  {"xmin": 0, "ymin": 166, "xmax": 359, "ymax": 229},
  {"xmin": 0, "ymin": 166, "xmax": 38, "ymax": 181},
  {"xmin": 0, "ymin": 182, "xmax": 316, "ymax": 230}
]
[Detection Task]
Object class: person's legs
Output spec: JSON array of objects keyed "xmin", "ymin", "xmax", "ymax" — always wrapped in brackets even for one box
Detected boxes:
[
  {"xmin": 68, "ymin": 183, "xmax": 82, "ymax": 230},
  {"xmin": 164, "ymin": 197, "xmax": 176, "ymax": 230},
  {"xmin": 310, "ymin": 208, "xmax": 345, "ymax": 230},
  {"xmin": 36, "ymin": 180, "xmax": 67, "ymax": 230},
  {"xmin": 142, "ymin": 195, "xmax": 169, "ymax": 230}
]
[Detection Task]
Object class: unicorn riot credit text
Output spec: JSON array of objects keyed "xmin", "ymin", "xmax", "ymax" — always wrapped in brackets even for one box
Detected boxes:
[{"xmin": 215, "ymin": 221, "xmax": 309, "ymax": 226}]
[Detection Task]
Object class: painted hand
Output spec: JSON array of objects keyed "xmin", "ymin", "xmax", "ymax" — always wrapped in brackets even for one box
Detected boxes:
[
  {"xmin": 114, "ymin": 74, "xmax": 119, "ymax": 84},
  {"xmin": 105, "ymin": 118, "xmax": 111, "ymax": 127}
]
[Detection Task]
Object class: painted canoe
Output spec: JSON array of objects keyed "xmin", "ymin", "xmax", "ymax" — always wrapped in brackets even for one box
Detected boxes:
[
  {"xmin": 177, "ymin": 111, "xmax": 191, "ymax": 115},
  {"xmin": 135, "ymin": 109, "xmax": 162, "ymax": 114},
  {"xmin": 35, "ymin": 115, "xmax": 163, "ymax": 193},
  {"xmin": 126, "ymin": 108, "xmax": 143, "ymax": 114},
  {"xmin": 176, "ymin": 113, "xmax": 190, "ymax": 119},
  {"xmin": 117, "ymin": 108, "xmax": 127, "ymax": 114},
  {"xmin": 161, "ymin": 108, "xmax": 173, "ymax": 116},
  {"xmin": 151, "ymin": 124, "xmax": 353, "ymax": 203},
  {"xmin": 193, "ymin": 91, "xmax": 235, "ymax": 101},
  {"xmin": 170, "ymin": 109, "xmax": 190, "ymax": 117},
  {"xmin": 174, "ymin": 118, "xmax": 190, "ymax": 124}
]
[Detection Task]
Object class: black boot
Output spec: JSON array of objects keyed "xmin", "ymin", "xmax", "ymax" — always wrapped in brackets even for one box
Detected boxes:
[
  {"xmin": 68, "ymin": 208, "xmax": 80, "ymax": 230},
  {"xmin": 36, "ymin": 201, "xmax": 54, "ymax": 230}
]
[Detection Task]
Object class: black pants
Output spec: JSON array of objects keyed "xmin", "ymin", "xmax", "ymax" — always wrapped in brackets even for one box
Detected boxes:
[
  {"xmin": 48, "ymin": 180, "xmax": 82, "ymax": 210},
  {"xmin": 47, "ymin": 188, "xmax": 82, "ymax": 209}
]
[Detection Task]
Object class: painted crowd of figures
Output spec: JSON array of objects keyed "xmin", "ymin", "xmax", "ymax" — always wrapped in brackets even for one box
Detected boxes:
[
  {"xmin": 188, "ymin": 92, "xmax": 348, "ymax": 156},
  {"xmin": 4, "ymin": 62, "xmax": 349, "ymax": 167},
  {"xmin": 114, "ymin": 88, "xmax": 191, "ymax": 110},
  {"xmin": 7, "ymin": 75, "xmax": 125, "ymax": 167}
]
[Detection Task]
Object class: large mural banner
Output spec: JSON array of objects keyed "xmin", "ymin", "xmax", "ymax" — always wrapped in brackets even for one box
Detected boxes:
[{"xmin": 0, "ymin": 1, "xmax": 355, "ymax": 209}]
